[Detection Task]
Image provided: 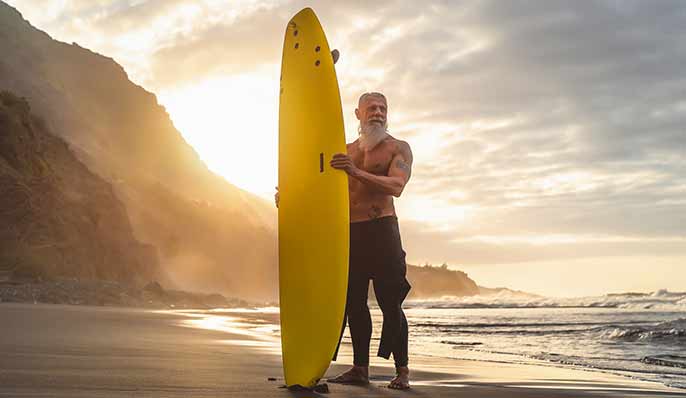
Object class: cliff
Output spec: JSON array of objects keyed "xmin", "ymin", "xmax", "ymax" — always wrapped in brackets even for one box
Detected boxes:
[
  {"xmin": 0, "ymin": 91, "xmax": 158, "ymax": 283},
  {"xmin": 0, "ymin": 2, "xmax": 277, "ymax": 300}
]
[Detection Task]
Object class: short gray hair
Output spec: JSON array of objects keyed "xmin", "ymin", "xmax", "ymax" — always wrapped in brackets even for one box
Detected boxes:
[{"xmin": 358, "ymin": 92, "xmax": 387, "ymax": 106}]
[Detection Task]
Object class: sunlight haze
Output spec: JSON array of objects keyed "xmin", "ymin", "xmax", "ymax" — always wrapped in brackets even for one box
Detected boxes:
[{"xmin": 8, "ymin": 0, "xmax": 685, "ymax": 296}]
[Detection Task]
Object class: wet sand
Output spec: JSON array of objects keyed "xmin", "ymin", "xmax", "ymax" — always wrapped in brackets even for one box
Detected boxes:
[{"xmin": 1, "ymin": 303, "xmax": 683, "ymax": 397}]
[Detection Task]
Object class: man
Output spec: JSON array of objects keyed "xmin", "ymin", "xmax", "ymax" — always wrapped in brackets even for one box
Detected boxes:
[{"xmin": 276, "ymin": 92, "xmax": 413, "ymax": 390}]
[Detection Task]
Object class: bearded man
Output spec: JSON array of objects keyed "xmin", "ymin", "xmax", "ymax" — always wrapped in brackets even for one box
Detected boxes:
[
  {"xmin": 275, "ymin": 92, "xmax": 413, "ymax": 389},
  {"xmin": 328, "ymin": 92, "xmax": 413, "ymax": 390}
]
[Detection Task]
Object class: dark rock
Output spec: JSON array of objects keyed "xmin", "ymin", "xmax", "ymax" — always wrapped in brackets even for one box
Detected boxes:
[
  {"xmin": 0, "ymin": 277, "xmax": 255, "ymax": 309},
  {"xmin": 143, "ymin": 281, "xmax": 165, "ymax": 295}
]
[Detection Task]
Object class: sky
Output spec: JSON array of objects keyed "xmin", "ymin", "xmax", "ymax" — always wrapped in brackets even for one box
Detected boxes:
[{"xmin": 7, "ymin": 0, "xmax": 686, "ymax": 297}]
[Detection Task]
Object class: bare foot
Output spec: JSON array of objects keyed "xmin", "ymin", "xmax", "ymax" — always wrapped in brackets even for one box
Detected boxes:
[
  {"xmin": 388, "ymin": 366, "xmax": 410, "ymax": 390},
  {"xmin": 327, "ymin": 365, "xmax": 369, "ymax": 385}
]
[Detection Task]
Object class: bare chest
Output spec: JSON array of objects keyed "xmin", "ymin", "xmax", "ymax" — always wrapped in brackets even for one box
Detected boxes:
[{"xmin": 350, "ymin": 147, "xmax": 394, "ymax": 176}]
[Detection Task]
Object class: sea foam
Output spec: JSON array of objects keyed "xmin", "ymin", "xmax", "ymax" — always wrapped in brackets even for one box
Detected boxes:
[{"xmin": 407, "ymin": 290, "xmax": 686, "ymax": 311}]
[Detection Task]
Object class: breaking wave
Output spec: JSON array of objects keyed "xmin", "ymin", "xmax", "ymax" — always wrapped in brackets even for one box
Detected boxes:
[
  {"xmin": 601, "ymin": 318, "xmax": 686, "ymax": 342},
  {"xmin": 642, "ymin": 355, "xmax": 686, "ymax": 369},
  {"xmin": 407, "ymin": 289, "xmax": 686, "ymax": 311}
]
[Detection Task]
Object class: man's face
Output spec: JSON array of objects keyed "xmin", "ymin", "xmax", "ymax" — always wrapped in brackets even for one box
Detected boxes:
[{"xmin": 356, "ymin": 96, "xmax": 388, "ymax": 129}]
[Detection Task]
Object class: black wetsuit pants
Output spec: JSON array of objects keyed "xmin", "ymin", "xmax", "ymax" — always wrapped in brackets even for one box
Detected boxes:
[{"xmin": 334, "ymin": 216, "xmax": 411, "ymax": 367}]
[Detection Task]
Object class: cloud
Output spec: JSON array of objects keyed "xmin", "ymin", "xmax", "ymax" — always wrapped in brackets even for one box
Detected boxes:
[
  {"xmin": 148, "ymin": 4, "xmax": 286, "ymax": 86},
  {"xmin": 399, "ymin": 219, "xmax": 686, "ymax": 266}
]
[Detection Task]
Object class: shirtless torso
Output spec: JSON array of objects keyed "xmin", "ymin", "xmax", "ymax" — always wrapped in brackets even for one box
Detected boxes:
[
  {"xmin": 276, "ymin": 134, "xmax": 412, "ymax": 220},
  {"xmin": 346, "ymin": 136, "xmax": 412, "ymax": 222}
]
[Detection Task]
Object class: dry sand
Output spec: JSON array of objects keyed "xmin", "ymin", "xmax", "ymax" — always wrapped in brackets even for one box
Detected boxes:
[{"xmin": 1, "ymin": 303, "xmax": 683, "ymax": 397}]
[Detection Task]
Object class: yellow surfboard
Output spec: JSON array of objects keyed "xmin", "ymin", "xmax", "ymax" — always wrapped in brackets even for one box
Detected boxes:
[{"xmin": 278, "ymin": 8, "xmax": 349, "ymax": 388}]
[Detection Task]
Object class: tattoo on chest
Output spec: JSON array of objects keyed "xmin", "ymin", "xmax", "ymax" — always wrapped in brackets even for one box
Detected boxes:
[{"xmin": 368, "ymin": 205, "xmax": 383, "ymax": 219}]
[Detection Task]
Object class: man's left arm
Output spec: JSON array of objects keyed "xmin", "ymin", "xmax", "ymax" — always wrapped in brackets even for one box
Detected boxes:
[
  {"xmin": 330, "ymin": 141, "xmax": 412, "ymax": 197},
  {"xmin": 386, "ymin": 141, "xmax": 413, "ymax": 196}
]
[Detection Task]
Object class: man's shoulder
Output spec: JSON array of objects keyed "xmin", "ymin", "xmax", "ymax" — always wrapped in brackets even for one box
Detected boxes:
[{"xmin": 384, "ymin": 135, "xmax": 411, "ymax": 154}]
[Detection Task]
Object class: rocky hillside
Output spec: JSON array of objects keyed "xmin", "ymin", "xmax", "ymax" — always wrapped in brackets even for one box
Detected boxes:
[
  {"xmin": 0, "ymin": 91, "xmax": 158, "ymax": 284},
  {"xmin": 0, "ymin": 2, "xmax": 276, "ymax": 300}
]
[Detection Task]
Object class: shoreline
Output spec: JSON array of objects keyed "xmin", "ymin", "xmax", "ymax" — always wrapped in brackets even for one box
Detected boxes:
[
  {"xmin": 176, "ymin": 306, "xmax": 686, "ymax": 392},
  {"xmin": 174, "ymin": 306, "xmax": 686, "ymax": 396},
  {"xmin": 2, "ymin": 302, "xmax": 684, "ymax": 397}
]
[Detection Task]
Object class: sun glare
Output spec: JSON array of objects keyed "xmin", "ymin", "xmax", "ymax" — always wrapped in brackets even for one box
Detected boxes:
[{"xmin": 159, "ymin": 71, "xmax": 279, "ymax": 198}]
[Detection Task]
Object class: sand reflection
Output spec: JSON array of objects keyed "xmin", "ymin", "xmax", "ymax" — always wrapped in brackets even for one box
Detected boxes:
[{"xmin": 161, "ymin": 308, "xmax": 282, "ymax": 354}]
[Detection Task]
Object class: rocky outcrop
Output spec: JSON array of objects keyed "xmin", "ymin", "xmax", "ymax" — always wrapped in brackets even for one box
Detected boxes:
[
  {"xmin": 0, "ymin": 91, "xmax": 158, "ymax": 284},
  {"xmin": 478, "ymin": 285, "xmax": 538, "ymax": 297},
  {"xmin": 406, "ymin": 263, "xmax": 480, "ymax": 298},
  {"xmin": 0, "ymin": 277, "xmax": 250, "ymax": 308},
  {"xmin": 0, "ymin": 2, "xmax": 277, "ymax": 300}
]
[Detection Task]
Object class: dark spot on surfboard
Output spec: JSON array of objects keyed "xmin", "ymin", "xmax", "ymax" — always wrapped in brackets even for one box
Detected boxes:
[
  {"xmin": 267, "ymin": 377, "xmax": 277, "ymax": 381},
  {"xmin": 294, "ymin": 29, "xmax": 298, "ymax": 36},
  {"xmin": 294, "ymin": 42, "xmax": 299, "ymax": 49},
  {"xmin": 315, "ymin": 60, "xmax": 320, "ymax": 66},
  {"xmin": 315, "ymin": 45, "xmax": 321, "ymax": 52}
]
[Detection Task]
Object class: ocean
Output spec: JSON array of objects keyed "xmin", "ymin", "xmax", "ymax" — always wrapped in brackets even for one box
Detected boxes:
[
  {"xmin": 182, "ymin": 290, "xmax": 686, "ymax": 390},
  {"xmin": 398, "ymin": 290, "xmax": 686, "ymax": 390}
]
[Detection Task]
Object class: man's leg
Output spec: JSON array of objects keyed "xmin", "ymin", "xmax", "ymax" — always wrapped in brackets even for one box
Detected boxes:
[
  {"xmin": 373, "ymin": 277, "xmax": 411, "ymax": 389},
  {"xmin": 373, "ymin": 277, "xmax": 410, "ymax": 364},
  {"xmin": 348, "ymin": 275, "xmax": 372, "ymax": 367},
  {"xmin": 328, "ymin": 272, "xmax": 371, "ymax": 384}
]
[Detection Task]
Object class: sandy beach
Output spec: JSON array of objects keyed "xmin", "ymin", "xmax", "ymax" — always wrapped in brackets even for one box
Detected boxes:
[{"xmin": 0, "ymin": 303, "xmax": 684, "ymax": 397}]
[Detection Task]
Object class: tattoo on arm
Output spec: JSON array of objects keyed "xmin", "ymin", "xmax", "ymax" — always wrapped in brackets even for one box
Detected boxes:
[{"xmin": 395, "ymin": 159, "xmax": 410, "ymax": 173}]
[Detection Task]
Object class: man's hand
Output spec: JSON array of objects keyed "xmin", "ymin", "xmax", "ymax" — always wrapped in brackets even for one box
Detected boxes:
[{"xmin": 330, "ymin": 153, "xmax": 358, "ymax": 176}]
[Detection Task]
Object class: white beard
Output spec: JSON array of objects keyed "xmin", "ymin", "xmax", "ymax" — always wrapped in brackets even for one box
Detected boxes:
[{"xmin": 358, "ymin": 121, "xmax": 389, "ymax": 152}]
